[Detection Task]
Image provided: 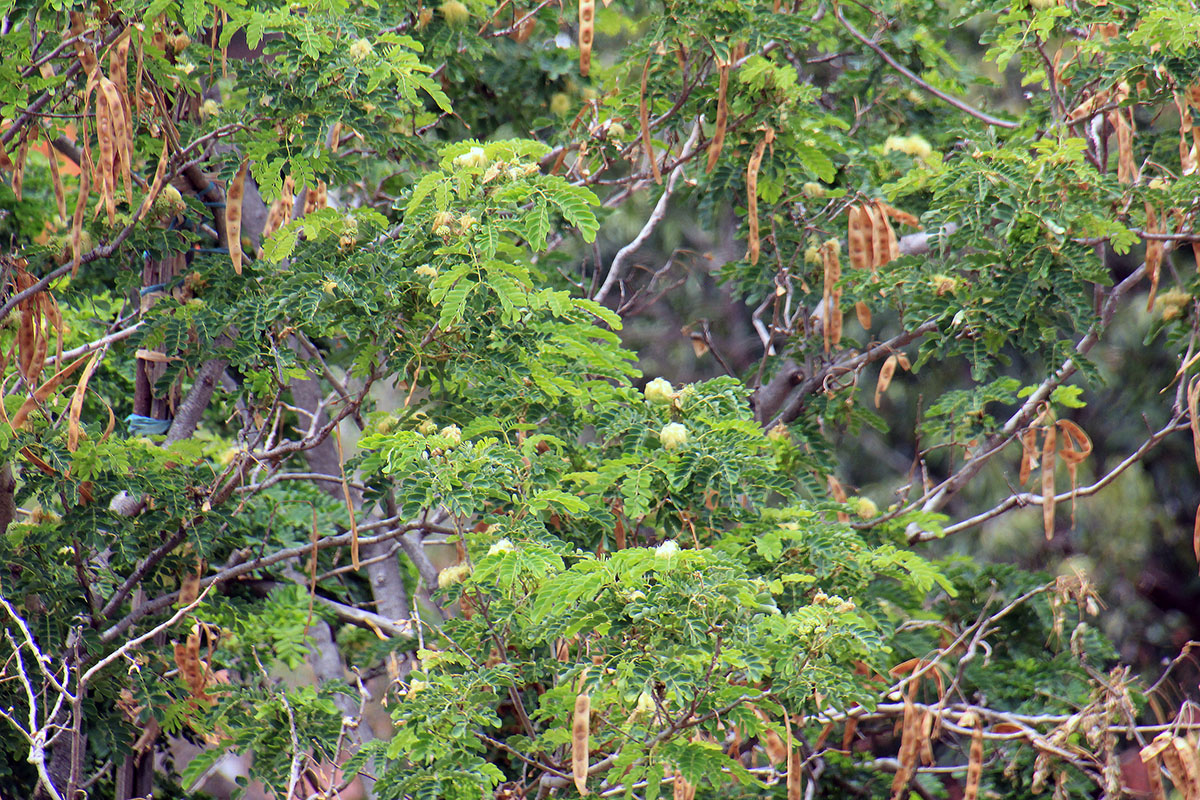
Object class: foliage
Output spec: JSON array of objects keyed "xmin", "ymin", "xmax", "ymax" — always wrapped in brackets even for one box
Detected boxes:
[{"xmin": 0, "ymin": 0, "xmax": 1198, "ymax": 799}]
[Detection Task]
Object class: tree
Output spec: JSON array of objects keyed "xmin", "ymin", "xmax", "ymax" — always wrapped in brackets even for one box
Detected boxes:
[{"xmin": 1, "ymin": 0, "xmax": 1199, "ymax": 797}]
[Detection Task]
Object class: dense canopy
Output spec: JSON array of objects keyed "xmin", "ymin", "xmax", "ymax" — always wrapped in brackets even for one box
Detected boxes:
[{"xmin": 2, "ymin": 0, "xmax": 1200, "ymax": 799}]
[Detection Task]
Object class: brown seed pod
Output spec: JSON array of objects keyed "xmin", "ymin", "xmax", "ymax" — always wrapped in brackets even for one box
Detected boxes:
[
  {"xmin": 94, "ymin": 90, "xmax": 117, "ymax": 224},
  {"xmin": 1112, "ymin": 108, "xmax": 1137, "ymax": 184},
  {"xmin": 639, "ymin": 55, "xmax": 661, "ymax": 184},
  {"xmin": 226, "ymin": 161, "xmax": 247, "ymax": 275},
  {"xmin": 964, "ymin": 717, "xmax": 984, "ymax": 800},
  {"xmin": 572, "ymin": 693, "xmax": 591, "ymax": 795},
  {"xmin": 67, "ymin": 351, "xmax": 102, "ymax": 452},
  {"xmin": 875, "ymin": 354, "xmax": 897, "ymax": 409},
  {"xmin": 1042, "ymin": 422, "xmax": 1057, "ymax": 540},
  {"xmin": 745, "ymin": 128, "xmax": 775, "ymax": 265},
  {"xmin": 821, "ymin": 241, "xmax": 843, "ymax": 351},
  {"xmin": 1056, "ymin": 419, "xmax": 1092, "ymax": 527},
  {"xmin": 879, "ymin": 202, "xmax": 922, "ymax": 229},
  {"xmin": 889, "ymin": 696, "xmax": 921, "ymax": 800},
  {"xmin": 706, "ymin": 62, "xmax": 729, "ymax": 173},
  {"xmin": 1144, "ymin": 203, "xmax": 1163, "ymax": 312},
  {"xmin": 875, "ymin": 200, "xmax": 900, "ymax": 264},
  {"xmin": 99, "ymin": 78, "xmax": 133, "ymax": 205},
  {"xmin": 1019, "ymin": 427, "xmax": 1039, "ymax": 486},
  {"xmin": 783, "ymin": 707, "xmax": 802, "ymax": 800},
  {"xmin": 827, "ymin": 474, "xmax": 849, "ymax": 523},
  {"xmin": 863, "ymin": 201, "xmax": 886, "ymax": 270},
  {"xmin": 578, "ymin": 0, "xmax": 594, "ymax": 77},
  {"xmin": 855, "ymin": 300, "xmax": 871, "ymax": 331},
  {"xmin": 847, "ymin": 204, "xmax": 873, "ymax": 271}
]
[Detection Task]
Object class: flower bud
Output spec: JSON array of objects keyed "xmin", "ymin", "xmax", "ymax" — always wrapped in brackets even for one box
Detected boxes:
[{"xmin": 439, "ymin": 424, "xmax": 462, "ymax": 446}]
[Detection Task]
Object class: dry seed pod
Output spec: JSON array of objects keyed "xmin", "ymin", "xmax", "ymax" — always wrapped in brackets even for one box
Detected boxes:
[
  {"xmin": 889, "ymin": 696, "xmax": 921, "ymax": 800},
  {"xmin": 99, "ymin": 79, "xmax": 133, "ymax": 204},
  {"xmin": 821, "ymin": 240, "xmax": 842, "ymax": 353},
  {"xmin": 639, "ymin": 55, "xmax": 661, "ymax": 184},
  {"xmin": 1172, "ymin": 738, "xmax": 1200, "ymax": 800},
  {"xmin": 855, "ymin": 300, "xmax": 871, "ymax": 331},
  {"xmin": 847, "ymin": 204, "xmax": 873, "ymax": 271},
  {"xmin": 1145, "ymin": 203, "xmax": 1163, "ymax": 312},
  {"xmin": 1019, "ymin": 427, "xmax": 1039, "ymax": 486},
  {"xmin": 66, "ymin": 351, "xmax": 102, "ymax": 452},
  {"xmin": 578, "ymin": 0, "xmax": 594, "ymax": 77},
  {"xmin": 1042, "ymin": 423, "xmax": 1057, "ymax": 540},
  {"xmin": 784, "ymin": 710, "xmax": 802, "ymax": 800},
  {"xmin": 11, "ymin": 353, "xmax": 96, "ymax": 430},
  {"xmin": 879, "ymin": 202, "xmax": 921, "ymax": 229},
  {"xmin": 875, "ymin": 200, "xmax": 901, "ymax": 263},
  {"xmin": 1141, "ymin": 746, "xmax": 1168, "ymax": 800},
  {"xmin": 875, "ymin": 354, "xmax": 898, "ymax": 409},
  {"xmin": 1111, "ymin": 109, "xmax": 1137, "ymax": 184},
  {"xmin": 706, "ymin": 63, "xmax": 730, "ymax": 173},
  {"xmin": 863, "ymin": 202, "xmax": 886, "ymax": 270},
  {"xmin": 94, "ymin": 92, "xmax": 117, "ymax": 223},
  {"xmin": 572, "ymin": 693, "xmax": 591, "ymax": 795},
  {"xmin": 1056, "ymin": 419, "xmax": 1092, "ymax": 527},
  {"xmin": 226, "ymin": 161, "xmax": 248, "ymax": 275},
  {"xmin": 1178, "ymin": 95, "xmax": 1197, "ymax": 176},
  {"xmin": 1189, "ymin": 376, "xmax": 1200, "ymax": 476},
  {"xmin": 828, "ymin": 475, "xmax": 849, "ymax": 523},
  {"xmin": 745, "ymin": 128, "xmax": 775, "ymax": 265},
  {"xmin": 964, "ymin": 718, "xmax": 984, "ymax": 800}
]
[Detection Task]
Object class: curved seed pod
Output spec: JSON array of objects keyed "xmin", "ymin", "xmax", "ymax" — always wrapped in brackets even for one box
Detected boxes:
[
  {"xmin": 875, "ymin": 354, "xmax": 897, "ymax": 409},
  {"xmin": 745, "ymin": 128, "xmax": 775, "ymax": 265},
  {"xmin": 99, "ymin": 78, "xmax": 133, "ymax": 205},
  {"xmin": 67, "ymin": 351, "xmax": 102, "ymax": 452},
  {"xmin": 226, "ymin": 161, "xmax": 248, "ymax": 275},
  {"xmin": 572, "ymin": 693, "xmax": 591, "ymax": 795},
  {"xmin": 706, "ymin": 62, "xmax": 729, "ymax": 173},
  {"xmin": 1056, "ymin": 419, "xmax": 1092, "ymax": 527},
  {"xmin": 880, "ymin": 202, "xmax": 921, "ymax": 229},
  {"xmin": 1042, "ymin": 423, "xmax": 1057, "ymax": 540},
  {"xmin": 578, "ymin": 0, "xmax": 594, "ymax": 77}
]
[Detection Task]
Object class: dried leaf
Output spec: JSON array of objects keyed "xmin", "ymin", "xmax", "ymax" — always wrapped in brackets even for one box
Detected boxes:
[
  {"xmin": 226, "ymin": 160, "xmax": 247, "ymax": 275},
  {"xmin": 745, "ymin": 128, "xmax": 775, "ymax": 265},
  {"xmin": 67, "ymin": 351, "xmax": 102, "ymax": 452},
  {"xmin": 1042, "ymin": 422, "xmax": 1057, "ymax": 540},
  {"xmin": 855, "ymin": 300, "xmax": 871, "ymax": 331},
  {"xmin": 573, "ymin": 693, "xmax": 591, "ymax": 795},
  {"xmin": 578, "ymin": 0, "xmax": 594, "ymax": 77},
  {"xmin": 875, "ymin": 354, "xmax": 897, "ymax": 409},
  {"xmin": 706, "ymin": 63, "xmax": 729, "ymax": 174},
  {"xmin": 1171, "ymin": 737, "xmax": 1200, "ymax": 800}
]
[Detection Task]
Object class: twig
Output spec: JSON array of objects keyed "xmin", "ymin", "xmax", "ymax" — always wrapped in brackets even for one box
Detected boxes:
[
  {"xmin": 592, "ymin": 117, "xmax": 704, "ymax": 304},
  {"xmin": 834, "ymin": 5, "xmax": 1017, "ymax": 129}
]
